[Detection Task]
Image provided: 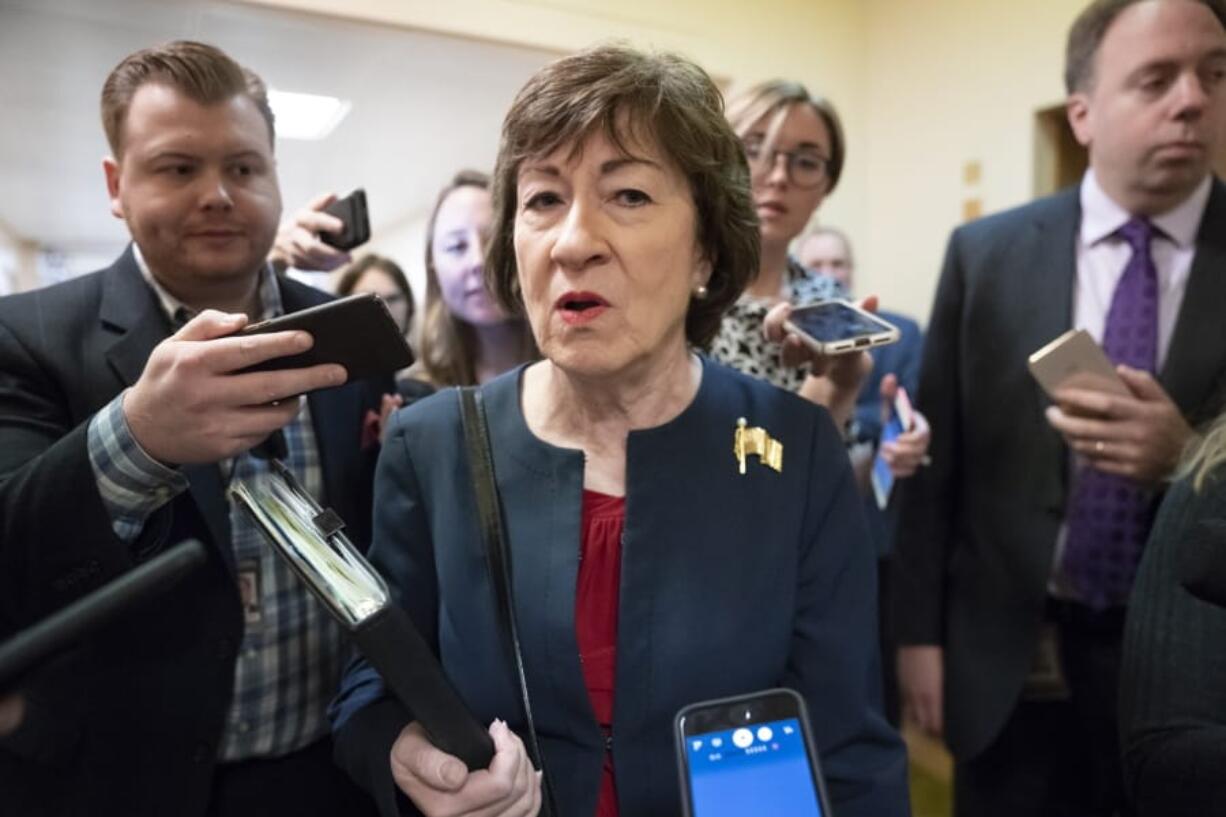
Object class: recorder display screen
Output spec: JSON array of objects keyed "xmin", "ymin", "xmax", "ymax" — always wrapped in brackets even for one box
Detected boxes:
[{"xmin": 685, "ymin": 717, "xmax": 823, "ymax": 816}]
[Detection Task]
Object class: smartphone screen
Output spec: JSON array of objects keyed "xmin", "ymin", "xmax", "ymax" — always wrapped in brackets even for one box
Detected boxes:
[
  {"xmin": 684, "ymin": 716, "xmax": 825, "ymax": 816},
  {"xmin": 871, "ymin": 387, "xmax": 913, "ymax": 511},
  {"xmin": 788, "ymin": 301, "xmax": 895, "ymax": 344},
  {"xmin": 677, "ymin": 690, "xmax": 829, "ymax": 817},
  {"xmin": 871, "ymin": 416, "xmax": 902, "ymax": 511}
]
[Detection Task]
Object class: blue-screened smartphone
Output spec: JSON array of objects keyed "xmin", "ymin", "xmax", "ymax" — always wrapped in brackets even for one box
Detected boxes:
[
  {"xmin": 871, "ymin": 386, "xmax": 914, "ymax": 511},
  {"xmin": 675, "ymin": 688, "xmax": 831, "ymax": 817}
]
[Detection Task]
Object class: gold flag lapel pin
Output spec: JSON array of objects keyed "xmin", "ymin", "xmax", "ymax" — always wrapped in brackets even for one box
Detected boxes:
[{"xmin": 734, "ymin": 417, "xmax": 783, "ymax": 475}]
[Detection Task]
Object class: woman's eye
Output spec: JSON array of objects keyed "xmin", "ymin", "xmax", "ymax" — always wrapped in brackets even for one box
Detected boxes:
[
  {"xmin": 524, "ymin": 191, "xmax": 561, "ymax": 210},
  {"xmin": 794, "ymin": 155, "xmax": 825, "ymax": 173},
  {"xmin": 445, "ymin": 241, "xmax": 468, "ymax": 255},
  {"xmin": 615, "ymin": 189, "xmax": 652, "ymax": 207}
]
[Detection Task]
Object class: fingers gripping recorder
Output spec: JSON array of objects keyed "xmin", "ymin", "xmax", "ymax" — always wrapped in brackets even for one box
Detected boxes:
[{"xmin": 230, "ymin": 461, "xmax": 494, "ymax": 770}]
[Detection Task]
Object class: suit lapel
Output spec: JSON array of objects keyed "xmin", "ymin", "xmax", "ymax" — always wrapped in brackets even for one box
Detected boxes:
[
  {"xmin": 1018, "ymin": 190, "xmax": 1079, "ymax": 360},
  {"xmin": 1015, "ymin": 191, "xmax": 1080, "ymax": 506},
  {"xmin": 1160, "ymin": 179, "xmax": 1226, "ymax": 423},
  {"xmin": 100, "ymin": 246, "xmax": 171, "ymax": 388},
  {"xmin": 99, "ymin": 246, "xmax": 232, "ymax": 562}
]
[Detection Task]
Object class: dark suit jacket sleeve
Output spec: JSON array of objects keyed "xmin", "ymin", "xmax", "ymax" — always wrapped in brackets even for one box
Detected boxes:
[
  {"xmin": 892, "ymin": 230, "xmax": 967, "ymax": 646},
  {"xmin": 0, "ymin": 318, "xmax": 143, "ymax": 631},
  {"xmin": 331, "ymin": 409, "xmax": 436, "ymax": 817},
  {"xmin": 782, "ymin": 411, "xmax": 911, "ymax": 817},
  {"xmin": 896, "ymin": 319, "xmax": 923, "ymax": 399},
  {"xmin": 1120, "ymin": 477, "xmax": 1226, "ymax": 817}
]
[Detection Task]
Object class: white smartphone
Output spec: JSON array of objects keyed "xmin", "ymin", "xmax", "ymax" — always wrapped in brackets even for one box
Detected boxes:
[
  {"xmin": 1027, "ymin": 329, "xmax": 1128, "ymax": 399},
  {"xmin": 783, "ymin": 300, "xmax": 901, "ymax": 356}
]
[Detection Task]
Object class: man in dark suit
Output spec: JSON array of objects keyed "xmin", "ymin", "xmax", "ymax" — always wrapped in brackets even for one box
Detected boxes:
[
  {"xmin": 0, "ymin": 41, "xmax": 383, "ymax": 816},
  {"xmin": 894, "ymin": 1, "xmax": 1226, "ymax": 815}
]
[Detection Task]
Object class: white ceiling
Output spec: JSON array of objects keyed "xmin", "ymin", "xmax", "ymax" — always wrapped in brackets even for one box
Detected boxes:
[{"xmin": 0, "ymin": 0, "xmax": 556, "ymax": 255}]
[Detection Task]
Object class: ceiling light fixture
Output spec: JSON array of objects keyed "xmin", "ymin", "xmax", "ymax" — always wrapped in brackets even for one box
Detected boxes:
[{"xmin": 267, "ymin": 89, "xmax": 351, "ymax": 141}]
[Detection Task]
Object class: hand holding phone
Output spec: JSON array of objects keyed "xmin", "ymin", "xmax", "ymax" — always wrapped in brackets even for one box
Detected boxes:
[
  {"xmin": 871, "ymin": 385, "xmax": 915, "ymax": 510},
  {"xmin": 238, "ymin": 293, "xmax": 413, "ymax": 381},
  {"xmin": 783, "ymin": 299, "xmax": 901, "ymax": 356},
  {"xmin": 1028, "ymin": 329, "xmax": 1128, "ymax": 402},
  {"xmin": 320, "ymin": 188, "xmax": 371, "ymax": 251},
  {"xmin": 269, "ymin": 192, "xmax": 356, "ymax": 272},
  {"xmin": 124, "ymin": 311, "xmax": 347, "ymax": 465},
  {"xmin": 675, "ymin": 688, "xmax": 831, "ymax": 817}
]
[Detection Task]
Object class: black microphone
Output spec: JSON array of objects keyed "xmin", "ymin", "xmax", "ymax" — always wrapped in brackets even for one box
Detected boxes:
[
  {"xmin": 0, "ymin": 539, "xmax": 208, "ymax": 692},
  {"xmin": 1177, "ymin": 518, "xmax": 1226, "ymax": 608}
]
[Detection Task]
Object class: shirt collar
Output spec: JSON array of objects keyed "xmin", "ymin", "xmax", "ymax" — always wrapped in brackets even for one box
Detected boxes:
[
  {"xmin": 1079, "ymin": 168, "xmax": 1211, "ymax": 249},
  {"xmin": 132, "ymin": 243, "xmax": 283, "ymax": 324}
]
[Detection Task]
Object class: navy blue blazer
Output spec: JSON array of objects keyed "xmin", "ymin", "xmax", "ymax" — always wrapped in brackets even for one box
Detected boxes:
[
  {"xmin": 332, "ymin": 359, "xmax": 909, "ymax": 816},
  {"xmin": 0, "ymin": 247, "xmax": 387, "ymax": 816}
]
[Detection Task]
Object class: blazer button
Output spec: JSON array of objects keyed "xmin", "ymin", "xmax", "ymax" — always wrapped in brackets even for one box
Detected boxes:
[{"xmin": 192, "ymin": 742, "xmax": 212, "ymax": 764}]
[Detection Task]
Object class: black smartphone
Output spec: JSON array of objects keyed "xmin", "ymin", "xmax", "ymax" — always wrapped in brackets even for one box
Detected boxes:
[
  {"xmin": 784, "ymin": 299, "xmax": 900, "ymax": 356},
  {"xmin": 238, "ymin": 292, "xmax": 413, "ymax": 381},
  {"xmin": 675, "ymin": 688, "xmax": 832, "ymax": 817},
  {"xmin": 320, "ymin": 188, "xmax": 370, "ymax": 251}
]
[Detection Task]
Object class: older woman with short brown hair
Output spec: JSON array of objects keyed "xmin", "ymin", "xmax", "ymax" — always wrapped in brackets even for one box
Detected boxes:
[{"xmin": 332, "ymin": 45, "xmax": 908, "ymax": 817}]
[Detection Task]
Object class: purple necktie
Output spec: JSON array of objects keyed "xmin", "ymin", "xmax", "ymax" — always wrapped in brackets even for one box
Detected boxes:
[{"xmin": 1062, "ymin": 217, "xmax": 1159, "ymax": 610}]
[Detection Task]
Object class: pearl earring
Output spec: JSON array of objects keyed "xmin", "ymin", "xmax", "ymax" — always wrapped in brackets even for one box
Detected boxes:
[{"xmin": 693, "ymin": 283, "xmax": 709, "ymax": 300}]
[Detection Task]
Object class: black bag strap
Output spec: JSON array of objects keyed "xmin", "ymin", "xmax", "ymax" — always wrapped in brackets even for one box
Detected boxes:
[{"xmin": 457, "ymin": 386, "xmax": 556, "ymax": 816}]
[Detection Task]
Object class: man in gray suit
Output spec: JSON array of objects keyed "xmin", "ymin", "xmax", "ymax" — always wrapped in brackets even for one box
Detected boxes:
[{"xmin": 894, "ymin": 1, "xmax": 1226, "ymax": 814}]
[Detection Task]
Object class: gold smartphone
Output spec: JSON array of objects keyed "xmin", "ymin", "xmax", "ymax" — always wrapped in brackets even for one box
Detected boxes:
[{"xmin": 1027, "ymin": 329, "xmax": 1128, "ymax": 399}]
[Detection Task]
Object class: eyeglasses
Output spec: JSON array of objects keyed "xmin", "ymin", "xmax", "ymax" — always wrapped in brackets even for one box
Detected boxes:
[{"xmin": 741, "ymin": 141, "xmax": 830, "ymax": 190}]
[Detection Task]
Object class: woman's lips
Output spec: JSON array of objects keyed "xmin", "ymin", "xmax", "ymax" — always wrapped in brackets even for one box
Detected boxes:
[
  {"xmin": 555, "ymin": 291, "xmax": 610, "ymax": 326},
  {"xmin": 755, "ymin": 200, "xmax": 788, "ymax": 218}
]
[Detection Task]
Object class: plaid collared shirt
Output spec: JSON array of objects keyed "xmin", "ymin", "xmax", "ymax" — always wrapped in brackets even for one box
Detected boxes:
[{"xmin": 87, "ymin": 249, "xmax": 344, "ymax": 761}]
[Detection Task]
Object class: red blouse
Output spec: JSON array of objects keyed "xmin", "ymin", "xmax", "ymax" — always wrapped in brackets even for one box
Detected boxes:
[{"xmin": 576, "ymin": 489, "xmax": 625, "ymax": 817}]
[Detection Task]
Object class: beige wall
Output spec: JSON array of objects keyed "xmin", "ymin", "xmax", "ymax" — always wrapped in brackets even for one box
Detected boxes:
[
  {"xmin": 240, "ymin": 0, "xmax": 873, "ymax": 283},
  {"xmin": 247, "ymin": 0, "xmax": 1096, "ymax": 323},
  {"xmin": 858, "ymin": 0, "xmax": 1084, "ymax": 322}
]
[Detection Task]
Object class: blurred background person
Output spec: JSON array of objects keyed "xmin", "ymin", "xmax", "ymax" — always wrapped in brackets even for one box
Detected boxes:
[
  {"xmin": 1120, "ymin": 409, "xmax": 1226, "ymax": 817},
  {"xmin": 797, "ymin": 224, "xmax": 926, "ymax": 727},
  {"xmin": 331, "ymin": 44, "xmax": 908, "ymax": 817},
  {"xmin": 796, "ymin": 226, "xmax": 925, "ymax": 459},
  {"xmin": 335, "ymin": 254, "xmax": 415, "ymax": 341},
  {"xmin": 711, "ymin": 80, "xmax": 854, "ymax": 422},
  {"xmin": 409, "ymin": 170, "xmax": 535, "ymax": 392},
  {"xmin": 273, "ymin": 172, "xmax": 535, "ymax": 402},
  {"xmin": 715, "ymin": 80, "xmax": 930, "ymax": 476}
]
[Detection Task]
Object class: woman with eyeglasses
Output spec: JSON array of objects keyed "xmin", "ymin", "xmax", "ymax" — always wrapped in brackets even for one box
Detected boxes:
[
  {"xmin": 335, "ymin": 254, "xmax": 415, "ymax": 339},
  {"xmin": 711, "ymin": 81, "xmax": 865, "ymax": 427}
]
